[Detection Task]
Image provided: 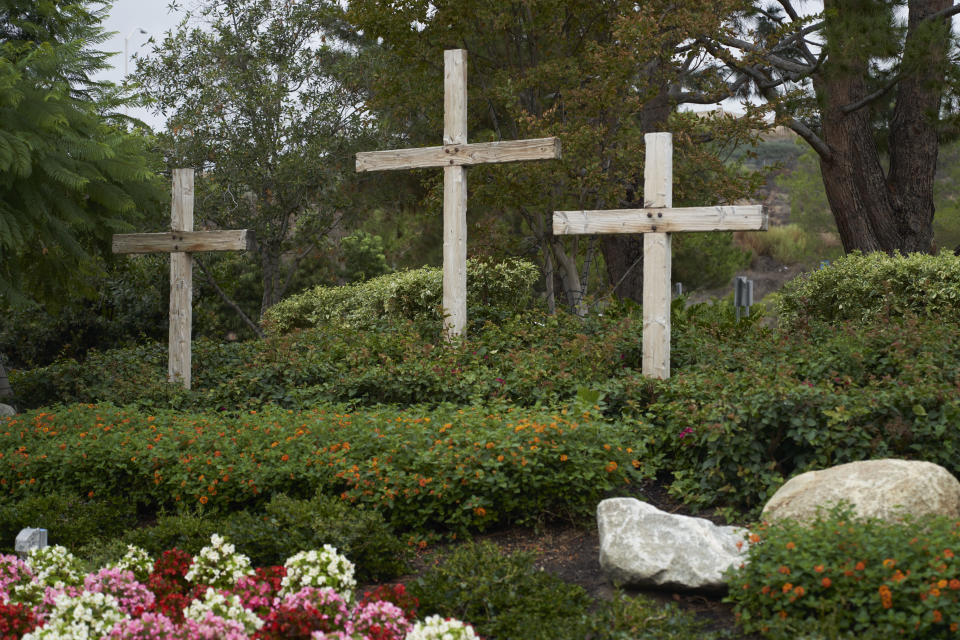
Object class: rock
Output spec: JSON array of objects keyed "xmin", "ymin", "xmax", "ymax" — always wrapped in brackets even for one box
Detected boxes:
[
  {"xmin": 0, "ymin": 404, "xmax": 14, "ymax": 418},
  {"xmin": 762, "ymin": 459, "xmax": 960, "ymax": 523},
  {"xmin": 597, "ymin": 498, "xmax": 748, "ymax": 591}
]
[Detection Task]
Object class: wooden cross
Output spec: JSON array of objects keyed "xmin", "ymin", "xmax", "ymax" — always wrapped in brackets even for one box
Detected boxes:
[
  {"xmin": 356, "ymin": 49, "xmax": 561, "ymax": 337},
  {"xmin": 112, "ymin": 169, "xmax": 254, "ymax": 389},
  {"xmin": 553, "ymin": 132, "xmax": 767, "ymax": 379}
]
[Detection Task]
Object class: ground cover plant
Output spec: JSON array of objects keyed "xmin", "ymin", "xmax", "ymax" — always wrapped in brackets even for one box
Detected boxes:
[
  {"xmin": 4, "ymin": 252, "xmax": 960, "ymax": 638},
  {"xmin": 726, "ymin": 505, "xmax": 960, "ymax": 639}
]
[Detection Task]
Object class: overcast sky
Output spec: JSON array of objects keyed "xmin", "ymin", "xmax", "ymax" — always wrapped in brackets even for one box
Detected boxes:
[{"xmin": 96, "ymin": 0, "xmax": 186, "ymax": 127}]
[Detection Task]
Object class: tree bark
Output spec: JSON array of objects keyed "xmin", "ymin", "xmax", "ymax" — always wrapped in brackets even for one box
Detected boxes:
[
  {"xmin": 814, "ymin": 0, "xmax": 949, "ymax": 254},
  {"xmin": 0, "ymin": 360, "xmax": 12, "ymax": 401}
]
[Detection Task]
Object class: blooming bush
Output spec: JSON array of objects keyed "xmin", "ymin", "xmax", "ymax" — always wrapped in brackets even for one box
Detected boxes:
[
  {"xmin": 257, "ymin": 587, "xmax": 351, "ymax": 639},
  {"xmin": 350, "ymin": 598, "xmax": 411, "ymax": 639},
  {"xmin": 281, "ymin": 547, "xmax": 356, "ymax": 601},
  {"xmin": 84, "ymin": 567, "xmax": 154, "ymax": 616},
  {"xmin": 231, "ymin": 566, "xmax": 285, "ymax": 617},
  {"xmin": 23, "ymin": 590, "xmax": 124, "ymax": 639},
  {"xmin": 0, "ymin": 555, "xmax": 32, "ymax": 600},
  {"xmin": 184, "ymin": 588, "xmax": 264, "ymax": 635},
  {"xmin": 0, "ymin": 601, "xmax": 38, "ymax": 639},
  {"xmin": 726, "ymin": 504, "xmax": 960, "ymax": 638},
  {"xmin": 112, "ymin": 545, "xmax": 154, "ymax": 583},
  {"xmin": 186, "ymin": 534, "xmax": 254, "ymax": 589},
  {"xmin": 405, "ymin": 615, "xmax": 480, "ymax": 640}
]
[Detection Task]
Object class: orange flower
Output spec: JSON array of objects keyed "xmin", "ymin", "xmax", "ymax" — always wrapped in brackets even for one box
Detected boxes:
[
  {"xmin": 793, "ymin": 585, "xmax": 806, "ymax": 597},
  {"xmin": 749, "ymin": 533, "xmax": 761, "ymax": 544},
  {"xmin": 821, "ymin": 577, "xmax": 832, "ymax": 589},
  {"xmin": 782, "ymin": 583, "xmax": 793, "ymax": 593},
  {"xmin": 485, "ymin": 442, "xmax": 495, "ymax": 449},
  {"xmin": 950, "ymin": 579, "xmax": 960, "ymax": 590},
  {"xmin": 199, "ymin": 496, "xmax": 208, "ymax": 504},
  {"xmin": 945, "ymin": 549, "xmax": 955, "ymax": 559},
  {"xmin": 87, "ymin": 490, "xmax": 94, "ymax": 498},
  {"xmin": 883, "ymin": 558, "xmax": 896, "ymax": 568},
  {"xmin": 951, "ymin": 623, "xmax": 958, "ymax": 633},
  {"xmin": 785, "ymin": 542, "xmax": 796, "ymax": 550},
  {"xmin": 878, "ymin": 585, "xmax": 892, "ymax": 609},
  {"xmin": 605, "ymin": 461, "xmax": 618, "ymax": 473},
  {"xmin": 760, "ymin": 585, "xmax": 770, "ymax": 595},
  {"xmin": 497, "ymin": 455, "xmax": 505, "ymax": 462},
  {"xmin": 939, "ymin": 579, "xmax": 948, "ymax": 589},
  {"xmin": 933, "ymin": 610, "xmax": 943, "ymax": 623},
  {"xmin": 281, "ymin": 454, "xmax": 289, "ymax": 462},
  {"xmin": 814, "ymin": 564, "xmax": 825, "ymax": 573},
  {"xmin": 474, "ymin": 507, "xmax": 486, "ymax": 517},
  {"xmin": 932, "ymin": 588, "xmax": 942, "ymax": 598},
  {"xmin": 778, "ymin": 611, "xmax": 787, "ymax": 620},
  {"xmin": 778, "ymin": 566, "xmax": 791, "ymax": 575},
  {"xmin": 559, "ymin": 454, "xmax": 568, "ymax": 462},
  {"xmin": 855, "ymin": 561, "xmax": 866, "ymax": 571}
]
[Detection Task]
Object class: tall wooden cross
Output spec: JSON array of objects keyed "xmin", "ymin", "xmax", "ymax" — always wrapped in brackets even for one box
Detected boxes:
[
  {"xmin": 356, "ymin": 49, "xmax": 561, "ymax": 337},
  {"xmin": 553, "ymin": 132, "xmax": 767, "ymax": 379},
  {"xmin": 112, "ymin": 169, "xmax": 254, "ymax": 389}
]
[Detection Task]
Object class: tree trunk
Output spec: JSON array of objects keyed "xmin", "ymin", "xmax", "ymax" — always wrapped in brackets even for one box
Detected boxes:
[
  {"xmin": 599, "ymin": 74, "xmax": 673, "ymax": 303},
  {"xmin": 0, "ymin": 361, "xmax": 12, "ymax": 401},
  {"xmin": 815, "ymin": 0, "xmax": 948, "ymax": 254}
]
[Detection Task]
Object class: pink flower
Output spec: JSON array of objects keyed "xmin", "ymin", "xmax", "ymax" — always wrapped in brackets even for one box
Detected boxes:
[
  {"xmin": 85, "ymin": 567, "xmax": 155, "ymax": 616},
  {"xmin": 350, "ymin": 599, "xmax": 411, "ymax": 640}
]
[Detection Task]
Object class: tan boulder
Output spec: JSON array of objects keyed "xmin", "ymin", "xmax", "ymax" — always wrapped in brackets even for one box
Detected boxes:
[{"xmin": 762, "ymin": 459, "xmax": 960, "ymax": 523}]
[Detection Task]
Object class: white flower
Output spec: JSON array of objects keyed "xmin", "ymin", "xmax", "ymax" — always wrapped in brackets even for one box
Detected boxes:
[
  {"xmin": 184, "ymin": 587, "xmax": 264, "ymax": 634},
  {"xmin": 23, "ymin": 590, "xmax": 126, "ymax": 640},
  {"xmin": 185, "ymin": 534, "xmax": 253, "ymax": 589},
  {"xmin": 405, "ymin": 614, "xmax": 480, "ymax": 640},
  {"xmin": 281, "ymin": 545, "xmax": 356, "ymax": 600}
]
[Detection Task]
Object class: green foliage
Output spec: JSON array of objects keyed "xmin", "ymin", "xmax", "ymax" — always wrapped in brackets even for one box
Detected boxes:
[
  {"xmin": 0, "ymin": 403, "xmax": 645, "ymax": 538},
  {"xmin": 123, "ymin": 493, "xmax": 408, "ymax": 583},
  {"xmin": 0, "ymin": 0, "xmax": 164, "ymax": 307},
  {"xmin": 611, "ymin": 314, "xmax": 960, "ymax": 518},
  {"xmin": 263, "ymin": 257, "xmax": 541, "ymax": 335},
  {"xmin": 0, "ymin": 493, "xmax": 136, "ymax": 553},
  {"xmin": 411, "ymin": 541, "xmax": 595, "ymax": 640},
  {"xmin": 134, "ymin": 0, "xmax": 373, "ymax": 313},
  {"xmin": 727, "ymin": 505, "xmax": 960, "ymax": 638},
  {"xmin": 340, "ymin": 230, "xmax": 391, "ymax": 283},
  {"xmin": 735, "ymin": 224, "xmax": 816, "ymax": 266},
  {"xmin": 777, "ymin": 252, "xmax": 960, "ymax": 328},
  {"xmin": 672, "ymin": 232, "xmax": 752, "ymax": 290},
  {"xmin": 411, "ymin": 542, "xmax": 722, "ymax": 640}
]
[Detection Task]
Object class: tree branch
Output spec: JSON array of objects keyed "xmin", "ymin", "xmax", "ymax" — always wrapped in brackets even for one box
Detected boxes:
[{"xmin": 195, "ymin": 257, "xmax": 265, "ymax": 338}]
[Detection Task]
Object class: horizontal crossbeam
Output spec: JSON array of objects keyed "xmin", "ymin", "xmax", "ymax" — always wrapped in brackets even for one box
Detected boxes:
[
  {"xmin": 112, "ymin": 230, "xmax": 255, "ymax": 254},
  {"xmin": 356, "ymin": 137, "xmax": 561, "ymax": 172},
  {"xmin": 553, "ymin": 205, "xmax": 766, "ymax": 235}
]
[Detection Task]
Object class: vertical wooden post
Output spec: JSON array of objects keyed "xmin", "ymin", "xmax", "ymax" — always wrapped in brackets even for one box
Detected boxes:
[
  {"xmin": 443, "ymin": 49, "xmax": 468, "ymax": 337},
  {"xmin": 642, "ymin": 133, "xmax": 672, "ymax": 379},
  {"xmin": 169, "ymin": 169, "xmax": 194, "ymax": 389}
]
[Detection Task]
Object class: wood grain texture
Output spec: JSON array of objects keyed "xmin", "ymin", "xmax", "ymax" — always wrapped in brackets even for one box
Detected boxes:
[
  {"xmin": 112, "ymin": 230, "xmax": 254, "ymax": 254},
  {"xmin": 169, "ymin": 169, "xmax": 193, "ymax": 390},
  {"xmin": 642, "ymin": 232, "xmax": 671, "ymax": 379},
  {"xmin": 642, "ymin": 134, "xmax": 672, "ymax": 380},
  {"xmin": 443, "ymin": 49, "xmax": 468, "ymax": 337},
  {"xmin": 355, "ymin": 138, "xmax": 561, "ymax": 172},
  {"xmin": 552, "ymin": 205, "xmax": 766, "ymax": 235}
]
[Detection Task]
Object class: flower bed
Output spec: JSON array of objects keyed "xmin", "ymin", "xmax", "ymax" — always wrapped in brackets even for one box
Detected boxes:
[{"xmin": 2, "ymin": 535, "xmax": 477, "ymax": 640}]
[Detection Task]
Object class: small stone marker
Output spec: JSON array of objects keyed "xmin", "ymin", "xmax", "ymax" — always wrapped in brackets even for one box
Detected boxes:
[
  {"xmin": 112, "ymin": 169, "xmax": 255, "ymax": 389},
  {"xmin": 15, "ymin": 528, "xmax": 47, "ymax": 558},
  {"xmin": 553, "ymin": 132, "xmax": 767, "ymax": 379},
  {"xmin": 734, "ymin": 276, "xmax": 754, "ymax": 321},
  {"xmin": 356, "ymin": 49, "xmax": 561, "ymax": 337}
]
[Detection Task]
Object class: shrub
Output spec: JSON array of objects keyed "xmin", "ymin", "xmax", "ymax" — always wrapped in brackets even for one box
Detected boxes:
[
  {"xmin": 410, "ymin": 541, "xmax": 594, "ymax": 640},
  {"xmin": 672, "ymin": 231, "xmax": 751, "ymax": 290},
  {"xmin": 263, "ymin": 257, "xmax": 540, "ymax": 335},
  {"xmin": 0, "ymin": 493, "xmax": 136, "ymax": 553},
  {"xmin": 726, "ymin": 505, "xmax": 960, "ymax": 638},
  {"xmin": 734, "ymin": 224, "xmax": 815, "ymax": 265},
  {"xmin": 0, "ymin": 403, "xmax": 645, "ymax": 538},
  {"xmin": 777, "ymin": 251, "xmax": 960, "ymax": 328},
  {"xmin": 340, "ymin": 230, "xmax": 392, "ymax": 283}
]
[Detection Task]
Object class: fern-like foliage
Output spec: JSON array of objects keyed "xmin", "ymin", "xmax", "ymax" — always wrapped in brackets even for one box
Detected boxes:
[{"xmin": 0, "ymin": 0, "xmax": 165, "ymax": 309}]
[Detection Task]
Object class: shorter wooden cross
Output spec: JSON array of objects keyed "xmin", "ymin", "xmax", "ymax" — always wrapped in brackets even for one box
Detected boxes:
[
  {"xmin": 553, "ymin": 132, "xmax": 767, "ymax": 379},
  {"xmin": 112, "ymin": 169, "xmax": 254, "ymax": 389},
  {"xmin": 356, "ymin": 49, "xmax": 561, "ymax": 337}
]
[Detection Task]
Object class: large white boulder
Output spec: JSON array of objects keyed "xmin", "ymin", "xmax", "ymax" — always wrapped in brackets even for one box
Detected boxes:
[
  {"xmin": 762, "ymin": 459, "xmax": 960, "ymax": 523},
  {"xmin": 597, "ymin": 497, "xmax": 747, "ymax": 591},
  {"xmin": 0, "ymin": 404, "xmax": 14, "ymax": 418}
]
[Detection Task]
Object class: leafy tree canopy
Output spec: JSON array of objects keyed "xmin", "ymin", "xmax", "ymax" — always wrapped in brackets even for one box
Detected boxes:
[{"xmin": 0, "ymin": 0, "xmax": 164, "ymax": 309}]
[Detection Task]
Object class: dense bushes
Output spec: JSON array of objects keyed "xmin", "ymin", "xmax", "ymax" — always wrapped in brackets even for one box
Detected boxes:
[
  {"xmin": 777, "ymin": 251, "xmax": 960, "ymax": 328},
  {"xmin": 727, "ymin": 505, "xmax": 960, "ymax": 638},
  {"xmin": 263, "ymin": 257, "xmax": 541, "ymax": 335},
  {"xmin": 0, "ymin": 403, "xmax": 646, "ymax": 538}
]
